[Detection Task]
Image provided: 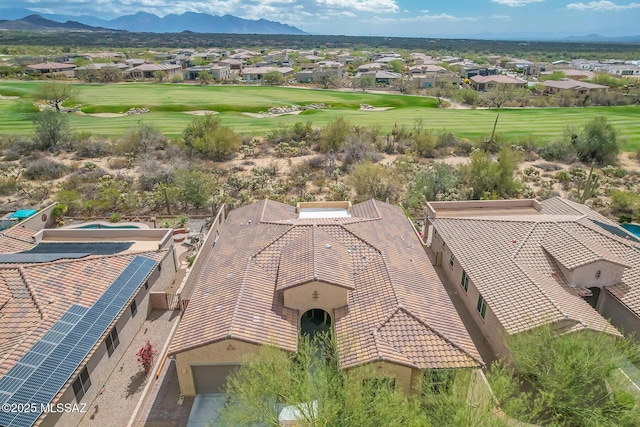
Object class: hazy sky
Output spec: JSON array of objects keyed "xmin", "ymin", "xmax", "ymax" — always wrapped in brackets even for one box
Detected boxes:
[{"xmin": 8, "ymin": 0, "xmax": 640, "ymax": 36}]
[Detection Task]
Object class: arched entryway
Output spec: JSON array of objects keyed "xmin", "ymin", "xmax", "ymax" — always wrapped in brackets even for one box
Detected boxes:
[
  {"xmin": 300, "ymin": 309, "xmax": 332, "ymax": 338},
  {"xmin": 584, "ymin": 287, "xmax": 601, "ymax": 309}
]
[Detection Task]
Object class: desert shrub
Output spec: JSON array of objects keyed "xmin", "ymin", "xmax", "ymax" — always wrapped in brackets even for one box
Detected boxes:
[
  {"xmin": 573, "ymin": 116, "xmax": 621, "ymax": 166},
  {"xmin": 114, "ymin": 121, "xmax": 166, "ymax": 158},
  {"xmin": 610, "ymin": 190, "xmax": 640, "ymax": 215},
  {"xmin": 138, "ymin": 159, "xmax": 176, "ymax": 191},
  {"xmin": 109, "ymin": 213, "xmax": 122, "ymax": 223},
  {"xmin": 183, "ymin": 114, "xmax": 240, "ymax": 161},
  {"xmin": 2, "ymin": 136, "xmax": 38, "ymax": 161},
  {"xmin": 412, "ymin": 133, "xmax": 437, "ymax": 158},
  {"xmin": 601, "ymin": 165, "xmax": 627, "ymax": 178},
  {"xmin": 74, "ymin": 137, "xmax": 110, "ymax": 159},
  {"xmin": 108, "ymin": 158, "xmax": 130, "ymax": 170},
  {"xmin": 33, "ymin": 110, "xmax": 71, "ymax": 151},
  {"xmin": 23, "ymin": 158, "xmax": 68, "ymax": 180},
  {"xmin": 456, "ymin": 89, "xmax": 480, "ymax": 107},
  {"xmin": 343, "ymin": 136, "xmax": 376, "ymax": 164},
  {"xmin": 539, "ymin": 138, "xmax": 576, "ymax": 163},
  {"xmin": 306, "ymin": 155, "xmax": 328, "ymax": 170},
  {"xmin": 452, "ymin": 139, "xmax": 473, "ymax": 156}
]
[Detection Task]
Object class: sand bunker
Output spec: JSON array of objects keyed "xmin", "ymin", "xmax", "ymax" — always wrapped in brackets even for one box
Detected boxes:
[
  {"xmin": 184, "ymin": 110, "xmax": 219, "ymax": 116},
  {"xmin": 0, "ymin": 95, "xmax": 19, "ymax": 100},
  {"xmin": 360, "ymin": 104, "xmax": 393, "ymax": 111},
  {"xmin": 82, "ymin": 112, "xmax": 127, "ymax": 118},
  {"xmin": 242, "ymin": 111, "xmax": 303, "ymax": 118}
]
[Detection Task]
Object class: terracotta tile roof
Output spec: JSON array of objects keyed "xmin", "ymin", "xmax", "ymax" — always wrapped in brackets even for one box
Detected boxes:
[
  {"xmin": 170, "ymin": 200, "xmax": 483, "ymax": 371},
  {"xmin": 542, "ymin": 225, "xmax": 629, "ymax": 269},
  {"xmin": 276, "ymin": 226, "xmax": 355, "ymax": 291},
  {"xmin": 0, "ymin": 251, "xmax": 165, "ymax": 378},
  {"xmin": 430, "ymin": 197, "xmax": 638, "ymax": 335},
  {"xmin": 0, "ymin": 227, "xmax": 36, "ymax": 254},
  {"xmin": 470, "ymin": 75, "xmax": 525, "ymax": 84}
]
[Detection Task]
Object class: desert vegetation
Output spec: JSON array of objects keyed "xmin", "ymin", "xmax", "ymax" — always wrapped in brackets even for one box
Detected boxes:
[{"xmin": 1, "ymin": 83, "xmax": 639, "ymax": 227}]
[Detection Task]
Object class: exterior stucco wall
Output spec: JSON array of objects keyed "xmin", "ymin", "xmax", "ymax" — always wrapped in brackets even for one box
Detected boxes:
[
  {"xmin": 429, "ymin": 233, "xmax": 509, "ymax": 359},
  {"xmin": 568, "ymin": 261, "xmax": 626, "ymax": 288},
  {"xmin": 283, "ymin": 281, "xmax": 349, "ymax": 317},
  {"xmin": 39, "ymin": 284, "xmax": 153, "ymax": 427},
  {"xmin": 175, "ymin": 339, "xmax": 263, "ymax": 397},
  {"xmin": 599, "ymin": 290, "xmax": 640, "ymax": 340}
]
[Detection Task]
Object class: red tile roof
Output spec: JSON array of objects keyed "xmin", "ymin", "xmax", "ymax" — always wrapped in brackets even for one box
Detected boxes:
[
  {"xmin": 169, "ymin": 199, "xmax": 483, "ymax": 370},
  {"xmin": 0, "ymin": 251, "xmax": 166, "ymax": 377},
  {"xmin": 430, "ymin": 197, "xmax": 636, "ymax": 336}
]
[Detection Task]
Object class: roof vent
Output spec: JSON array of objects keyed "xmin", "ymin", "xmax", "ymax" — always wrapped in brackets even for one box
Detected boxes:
[{"xmin": 325, "ymin": 243, "xmax": 331, "ymax": 249}]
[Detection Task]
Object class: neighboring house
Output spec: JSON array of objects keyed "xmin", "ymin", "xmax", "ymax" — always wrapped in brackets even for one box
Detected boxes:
[
  {"xmin": 469, "ymin": 75, "xmax": 526, "ymax": 91},
  {"xmin": 408, "ymin": 65, "xmax": 460, "ymax": 88},
  {"xmin": 220, "ymin": 58, "xmax": 244, "ymax": 71},
  {"xmin": 423, "ymin": 198, "xmax": 640, "ymax": 359},
  {"xmin": 126, "ymin": 63, "xmax": 182, "ymax": 79},
  {"xmin": 296, "ymin": 61, "xmax": 343, "ymax": 83},
  {"xmin": 355, "ymin": 70, "xmax": 402, "ymax": 86},
  {"xmin": 169, "ymin": 200, "xmax": 483, "ymax": 397},
  {"xmin": 357, "ymin": 62, "xmax": 385, "ymax": 73},
  {"xmin": 605, "ymin": 64, "xmax": 640, "ymax": 76},
  {"xmin": 540, "ymin": 69, "xmax": 594, "ymax": 80},
  {"xmin": 24, "ymin": 62, "xmax": 76, "ymax": 76},
  {"xmin": 461, "ymin": 66, "xmax": 497, "ymax": 79},
  {"xmin": 242, "ymin": 66, "xmax": 294, "ymax": 82},
  {"xmin": 73, "ymin": 63, "xmax": 128, "ymax": 78},
  {"xmin": 0, "ymin": 205, "xmax": 177, "ymax": 427},
  {"xmin": 184, "ymin": 64, "xmax": 230, "ymax": 81},
  {"xmin": 542, "ymin": 79, "xmax": 608, "ymax": 95}
]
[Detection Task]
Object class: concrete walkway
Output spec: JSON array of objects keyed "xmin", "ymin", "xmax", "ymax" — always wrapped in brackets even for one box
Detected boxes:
[{"xmin": 78, "ymin": 310, "xmax": 180, "ymax": 427}]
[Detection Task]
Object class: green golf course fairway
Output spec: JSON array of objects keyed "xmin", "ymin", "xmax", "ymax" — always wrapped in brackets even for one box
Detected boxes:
[{"xmin": 1, "ymin": 81, "xmax": 638, "ymax": 151}]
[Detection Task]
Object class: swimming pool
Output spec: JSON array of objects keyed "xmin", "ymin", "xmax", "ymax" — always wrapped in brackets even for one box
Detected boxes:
[
  {"xmin": 621, "ymin": 223, "xmax": 640, "ymax": 238},
  {"xmin": 77, "ymin": 224, "xmax": 142, "ymax": 229}
]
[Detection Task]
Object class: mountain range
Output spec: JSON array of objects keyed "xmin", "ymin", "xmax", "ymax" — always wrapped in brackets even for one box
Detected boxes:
[{"xmin": 0, "ymin": 9, "xmax": 305, "ymax": 34}]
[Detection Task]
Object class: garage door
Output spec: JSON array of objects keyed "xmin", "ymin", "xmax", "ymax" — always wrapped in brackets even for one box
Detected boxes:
[{"xmin": 192, "ymin": 365, "xmax": 239, "ymax": 394}]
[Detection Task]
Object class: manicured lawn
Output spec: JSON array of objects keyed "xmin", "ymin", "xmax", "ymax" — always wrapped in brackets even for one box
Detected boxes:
[{"xmin": 1, "ymin": 81, "xmax": 639, "ymax": 151}]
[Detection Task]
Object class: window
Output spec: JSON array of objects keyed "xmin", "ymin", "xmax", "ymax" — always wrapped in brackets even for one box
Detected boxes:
[
  {"xmin": 131, "ymin": 300, "xmax": 138, "ymax": 317},
  {"xmin": 461, "ymin": 271, "xmax": 469, "ymax": 292},
  {"xmin": 362, "ymin": 377, "xmax": 396, "ymax": 396},
  {"xmin": 476, "ymin": 295, "xmax": 487, "ymax": 319},
  {"xmin": 72, "ymin": 367, "xmax": 92, "ymax": 402},
  {"xmin": 449, "ymin": 254, "xmax": 455, "ymax": 268},
  {"xmin": 105, "ymin": 327, "xmax": 120, "ymax": 357},
  {"xmin": 425, "ymin": 370, "xmax": 455, "ymax": 395}
]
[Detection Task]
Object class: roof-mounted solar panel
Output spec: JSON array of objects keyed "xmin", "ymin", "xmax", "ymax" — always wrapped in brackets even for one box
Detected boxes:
[{"xmin": 0, "ymin": 256, "xmax": 157, "ymax": 427}]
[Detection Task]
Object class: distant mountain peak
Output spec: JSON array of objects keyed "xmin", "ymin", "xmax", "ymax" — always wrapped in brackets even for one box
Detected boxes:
[{"xmin": 0, "ymin": 9, "xmax": 305, "ymax": 35}]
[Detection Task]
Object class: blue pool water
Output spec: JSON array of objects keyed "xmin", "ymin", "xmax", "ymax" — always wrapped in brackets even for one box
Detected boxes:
[{"xmin": 621, "ymin": 223, "xmax": 640, "ymax": 238}]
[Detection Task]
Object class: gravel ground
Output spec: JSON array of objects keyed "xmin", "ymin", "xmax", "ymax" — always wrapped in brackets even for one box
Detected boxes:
[{"xmin": 78, "ymin": 310, "xmax": 180, "ymax": 427}]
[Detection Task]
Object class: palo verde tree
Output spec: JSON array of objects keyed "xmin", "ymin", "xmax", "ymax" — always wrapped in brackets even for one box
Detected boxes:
[
  {"xmin": 489, "ymin": 324, "xmax": 640, "ymax": 427},
  {"xmin": 33, "ymin": 110, "xmax": 71, "ymax": 151},
  {"xmin": 219, "ymin": 334, "xmax": 500, "ymax": 427},
  {"xmin": 35, "ymin": 81, "xmax": 76, "ymax": 112},
  {"xmin": 262, "ymin": 70, "xmax": 285, "ymax": 86},
  {"xmin": 183, "ymin": 114, "xmax": 240, "ymax": 161},
  {"xmin": 572, "ymin": 116, "xmax": 622, "ymax": 166}
]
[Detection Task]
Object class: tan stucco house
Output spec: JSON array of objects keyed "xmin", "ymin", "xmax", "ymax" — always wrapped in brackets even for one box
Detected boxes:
[
  {"xmin": 423, "ymin": 198, "xmax": 637, "ymax": 359},
  {"xmin": 169, "ymin": 200, "xmax": 483, "ymax": 397},
  {"xmin": 0, "ymin": 205, "xmax": 178, "ymax": 427}
]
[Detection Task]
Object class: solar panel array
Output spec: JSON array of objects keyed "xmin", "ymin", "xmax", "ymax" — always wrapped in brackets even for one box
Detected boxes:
[
  {"xmin": 591, "ymin": 219, "xmax": 640, "ymax": 243},
  {"xmin": 0, "ymin": 255, "xmax": 157, "ymax": 427}
]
